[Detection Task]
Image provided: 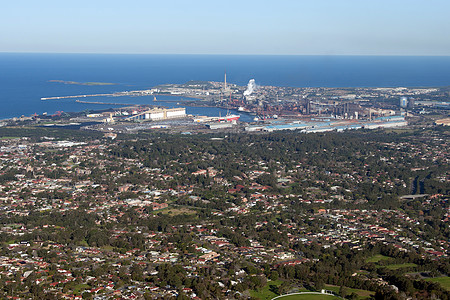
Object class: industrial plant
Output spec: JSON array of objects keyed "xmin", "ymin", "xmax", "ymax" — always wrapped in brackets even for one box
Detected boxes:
[{"xmin": 125, "ymin": 107, "xmax": 186, "ymax": 121}]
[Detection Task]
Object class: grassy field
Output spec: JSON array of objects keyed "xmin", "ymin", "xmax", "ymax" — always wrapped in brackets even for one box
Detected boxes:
[
  {"xmin": 100, "ymin": 245, "xmax": 115, "ymax": 251},
  {"xmin": 250, "ymin": 280, "xmax": 283, "ymax": 300},
  {"xmin": 273, "ymin": 294, "xmax": 340, "ymax": 300},
  {"xmin": 158, "ymin": 207, "xmax": 197, "ymax": 216},
  {"xmin": 366, "ymin": 255, "xmax": 417, "ymax": 271},
  {"xmin": 365, "ymin": 254, "xmax": 391, "ymax": 263},
  {"xmin": 324, "ymin": 285, "xmax": 374, "ymax": 299},
  {"xmin": 425, "ymin": 276, "xmax": 450, "ymax": 291},
  {"xmin": 72, "ymin": 283, "xmax": 90, "ymax": 293},
  {"xmin": 250, "ymin": 281, "xmax": 348, "ymax": 300}
]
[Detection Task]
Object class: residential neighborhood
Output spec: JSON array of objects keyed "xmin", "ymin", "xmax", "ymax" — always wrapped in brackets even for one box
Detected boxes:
[{"xmin": 0, "ymin": 125, "xmax": 448, "ymax": 299}]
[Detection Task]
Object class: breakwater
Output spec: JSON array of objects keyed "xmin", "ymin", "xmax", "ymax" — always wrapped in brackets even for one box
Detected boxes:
[{"xmin": 75, "ymin": 100, "xmax": 131, "ymax": 106}]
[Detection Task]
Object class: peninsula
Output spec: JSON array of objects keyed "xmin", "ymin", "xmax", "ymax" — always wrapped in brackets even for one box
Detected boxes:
[{"xmin": 48, "ymin": 80, "xmax": 116, "ymax": 86}]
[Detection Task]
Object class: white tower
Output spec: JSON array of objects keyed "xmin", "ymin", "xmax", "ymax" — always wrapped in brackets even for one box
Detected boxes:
[{"xmin": 224, "ymin": 72, "xmax": 227, "ymax": 91}]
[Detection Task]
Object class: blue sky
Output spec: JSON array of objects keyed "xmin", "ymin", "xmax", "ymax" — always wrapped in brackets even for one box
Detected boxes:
[{"xmin": 2, "ymin": 0, "xmax": 450, "ymax": 55}]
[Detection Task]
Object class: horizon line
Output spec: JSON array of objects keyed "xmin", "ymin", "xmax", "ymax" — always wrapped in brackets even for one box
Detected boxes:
[{"xmin": 1, "ymin": 51, "xmax": 450, "ymax": 57}]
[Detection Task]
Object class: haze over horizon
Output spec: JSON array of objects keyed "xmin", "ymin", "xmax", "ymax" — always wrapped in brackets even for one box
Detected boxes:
[{"xmin": 2, "ymin": 0, "xmax": 450, "ymax": 56}]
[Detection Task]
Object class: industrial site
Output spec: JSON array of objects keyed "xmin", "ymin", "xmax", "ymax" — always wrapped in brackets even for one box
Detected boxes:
[{"xmin": 5, "ymin": 76, "xmax": 448, "ymax": 135}]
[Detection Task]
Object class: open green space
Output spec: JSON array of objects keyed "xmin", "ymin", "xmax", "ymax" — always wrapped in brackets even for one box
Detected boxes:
[
  {"xmin": 365, "ymin": 254, "xmax": 391, "ymax": 263},
  {"xmin": 158, "ymin": 207, "xmax": 197, "ymax": 216},
  {"xmin": 0, "ymin": 126, "xmax": 104, "ymax": 140},
  {"xmin": 273, "ymin": 293, "xmax": 340, "ymax": 300},
  {"xmin": 250, "ymin": 280, "xmax": 283, "ymax": 300},
  {"xmin": 78, "ymin": 240, "xmax": 89, "ymax": 247},
  {"xmin": 366, "ymin": 255, "xmax": 417, "ymax": 271},
  {"xmin": 73, "ymin": 284, "xmax": 90, "ymax": 293},
  {"xmin": 100, "ymin": 245, "xmax": 115, "ymax": 251},
  {"xmin": 324, "ymin": 285, "xmax": 373, "ymax": 299},
  {"xmin": 425, "ymin": 276, "xmax": 450, "ymax": 291}
]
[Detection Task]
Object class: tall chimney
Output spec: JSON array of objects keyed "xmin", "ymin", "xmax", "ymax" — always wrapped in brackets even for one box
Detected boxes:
[{"xmin": 224, "ymin": 71, "xmax": 227, "ymax": 91}]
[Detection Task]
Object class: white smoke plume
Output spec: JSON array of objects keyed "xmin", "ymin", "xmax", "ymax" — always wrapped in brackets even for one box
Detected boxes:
[{"xmin": 243, "ymin": 79, "xmax": 256, "ymax": 96}]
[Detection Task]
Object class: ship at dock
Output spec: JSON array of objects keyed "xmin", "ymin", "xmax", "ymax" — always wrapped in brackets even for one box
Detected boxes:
[{"xmin": 218, "ymin": 113, "xmax": 240, "ymax": 122}]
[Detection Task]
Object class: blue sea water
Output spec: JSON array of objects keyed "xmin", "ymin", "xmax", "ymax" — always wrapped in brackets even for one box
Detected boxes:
[{"xmin": 0, "ymin": 53, "xmax": 450, "ymax": 120}]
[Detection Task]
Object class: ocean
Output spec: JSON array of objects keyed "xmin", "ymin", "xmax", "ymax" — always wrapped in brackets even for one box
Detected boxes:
[{"xmin": 1, "ymin": 53, "xmax": 450, "ymax": 120}]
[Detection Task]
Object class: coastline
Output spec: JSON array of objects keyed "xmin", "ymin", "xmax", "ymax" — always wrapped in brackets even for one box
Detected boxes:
[{"xmin": 2, "ymin": 54, "xmax": 450, "ymax": 120}]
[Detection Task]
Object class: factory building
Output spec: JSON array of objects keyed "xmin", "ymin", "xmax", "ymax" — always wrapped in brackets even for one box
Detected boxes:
[
  {"xmin": 244, "ymin": 116, "xmax": 407, "ymax": 133},
  {"xmin": 206, "ymin": 122, "xmax": 233, "ymax": 130},
  {"xmin": 126, "ymin": 108, "xmax": 186, "ymax": 121}
]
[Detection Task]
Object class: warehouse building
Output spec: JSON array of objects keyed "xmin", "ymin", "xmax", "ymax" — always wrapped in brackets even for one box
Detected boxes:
[{"xmin": 126, "ymin": 108, "xmax": 186, "ymax": 121}]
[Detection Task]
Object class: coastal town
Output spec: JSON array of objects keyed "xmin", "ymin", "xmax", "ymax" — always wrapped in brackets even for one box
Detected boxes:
[
  {"xmin": 2, "ymin": 0, "xmax": 450, "ymax": 299},
  {"xmin": 15, "ymin": 79, "xmax": 447, "ymax": 135},
  {"xmin": 0, "ymin": 118, "xmax": 448, "ymax": 299}
]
